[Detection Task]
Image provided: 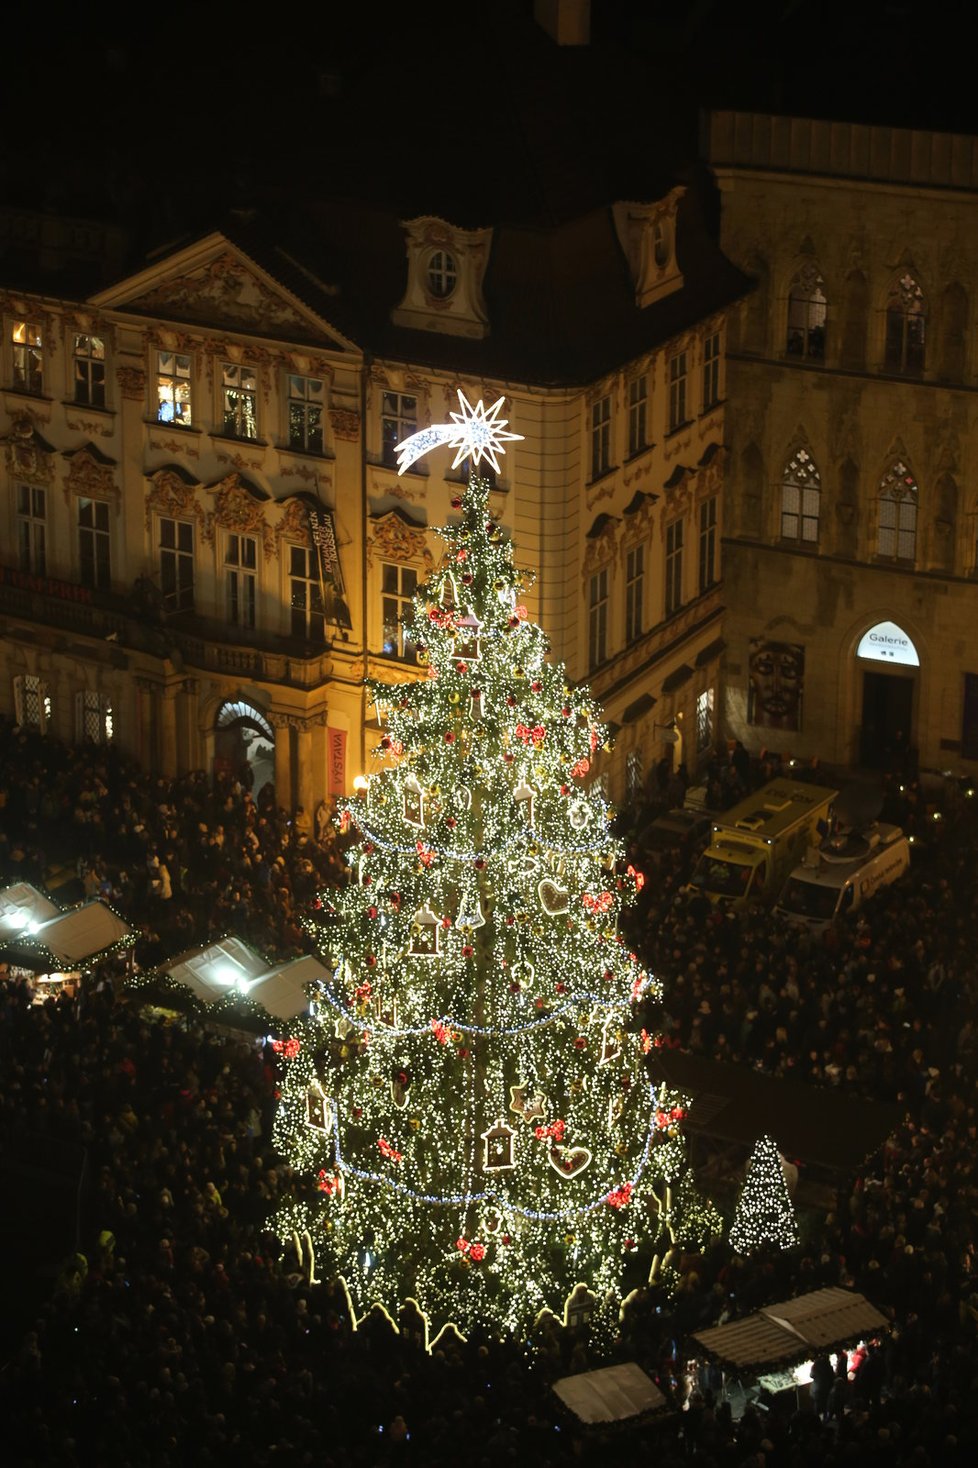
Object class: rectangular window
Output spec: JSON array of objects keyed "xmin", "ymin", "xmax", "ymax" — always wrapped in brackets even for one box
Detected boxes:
[
  {"xmin": 625, "ymin": 544, "xmax": 644, "ymax": 643},
  {"xmin": 288, "ymin": 374, "xmax": 325, "ymax": 454},
  {"xmin": 381, "ymin": 392, "xmax": 418, "ymax": 468},
  {"xmin": 159, "ymin": 517, "xmax": 195, "ymax": 612},
  {"xmin": 157, "ymin": 350, "xmax": 192, "ymax": 426},
  {"xmin": 781, "ymin": 480, "xmax": 820, "ymax": 543},
  {"xmin": 381, "ymin": 562, "xmax": 418, "ymax": 661},
  {"xmin": 76, "ymin": 691, "xmax": 113, "ymax": 744},
  {"xmin": 73, "ymin": 334, "xmax": 106, "ymax": 407},
  {"xmin": 590, "ymin": 395, "xmax": 611, "ymax": 479},
  {"xmin": 588, "ymin": 567, "xmax": 608, "ymax": 669},
  {"xmin": 626, "ymin": 750, "xmax": 643, "ymax": 801},
  {"xmin": 665, "ymin": 520, "xmax": 684, "ymax": 617},
  {"xmin": 222, "ymin": 361, "xmax": 258, "ymax": 439},
  {"xmin": 702, "ymin": 331, "xmax": 721, "ymax": 410},
  {"xmin": 668, "ymin": 352, "xmax": 688, "ymax": 433},
  {"xmin": 16, "ymin": 483, "xmax": 46, "ymax": 574},
  {"xmin": 14, "ymin": 674, "xmax": 50, "ymax": 732},
  {"xmin": 698, "ymin": 496, "xmax": 718, "ymax": 593},
  {"xmin": 290, "ymin": 544, "xmax": 326, "ymax": 642},
  {"xmin": 12, "ymin": 321, "xmax": 43, "ymax": 394},
  {"xmin": 627, "ymin": 376, "xmax": 648, "ymax": 457},
  {"xmin": 78, "ymin": 497, "xmax": 111, "ymax": 590},
  {"xmin": 696, "ymin": 688, "xmax": 715, "ymax": 754},
  {"xmin": 226, "ymin": 534, "xmax": 257, "ymax": 629}
]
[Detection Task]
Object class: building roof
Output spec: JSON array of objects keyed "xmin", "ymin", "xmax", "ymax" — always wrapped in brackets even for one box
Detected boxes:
[
  {"xmin": 158, "ymin": 936, "xmax": 330, "ymax": 1022},
  {"xmin": 691, "ymin": 1288, "xmax": 889, "ymax": 1372},
  {"xmin": 552, "ymin": 1361, "xmax": 670, "ymax": 1424},
  {"xmin": 649, "ymin": 1050, "xmax": 902, "ymax": 1172},
  {"xmin": 0, "ymin": 884, "xmax": 131, "ymax": 971}
]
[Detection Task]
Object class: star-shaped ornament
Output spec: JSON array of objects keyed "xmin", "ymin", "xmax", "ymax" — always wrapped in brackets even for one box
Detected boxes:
[
  {"xmin": 395, "ymin": 390, "xmax": 524, "ymax": 475},
  {"xmin": 509, "ymin": 1084, "xmax": 547, "ymax": 1123}
]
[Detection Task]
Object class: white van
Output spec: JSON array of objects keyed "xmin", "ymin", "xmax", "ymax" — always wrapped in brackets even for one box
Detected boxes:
[{"xmin": 775, "ymin": 822, "xmax": 910, "ymax": 931}]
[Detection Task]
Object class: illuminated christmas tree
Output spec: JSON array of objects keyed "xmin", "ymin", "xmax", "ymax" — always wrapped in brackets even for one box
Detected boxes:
[
  {"xmin": 728, "ymin": 1134, "xmax": 799, "ymax": 1256},
  {"xmin": 274, "ymin": 394, "xmax": 717, "ymax": 1338}
]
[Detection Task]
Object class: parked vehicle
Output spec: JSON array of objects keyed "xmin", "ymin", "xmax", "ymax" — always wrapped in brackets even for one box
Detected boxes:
[
  {"xmin": 775, "ymin": 822, "xmax": 910, "ymax": 931},
  {"xmin": 685, "ymin": 778, "xmax": 838, "ymax": 909},
  {"xmin": 640, "ymin": 805, "xmax": 712, "ymax": 866}
]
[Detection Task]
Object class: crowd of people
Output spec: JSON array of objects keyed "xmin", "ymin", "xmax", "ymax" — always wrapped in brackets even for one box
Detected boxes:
[{"xmin": 2, "ymin": 721, "xmax": 978, "ymax": 1464}]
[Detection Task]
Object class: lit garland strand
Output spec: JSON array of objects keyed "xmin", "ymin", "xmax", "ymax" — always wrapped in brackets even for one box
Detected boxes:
[{"xmin": 276, "ymin": 460, "xmax": 718, "ymax": 1338}]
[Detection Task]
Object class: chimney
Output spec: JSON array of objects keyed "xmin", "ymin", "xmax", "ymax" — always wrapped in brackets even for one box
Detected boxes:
[{"xmin": 534, "ymin": 0, "xmax": 591, "ymax": 46}]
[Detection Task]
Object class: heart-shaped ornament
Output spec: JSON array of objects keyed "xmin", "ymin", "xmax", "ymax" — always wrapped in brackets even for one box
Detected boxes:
[
  {"xmin": 538, "ymin": 879, "xmax": 570, "ymax": 915},
  {"xmin": 549, "ymin": 1144, "xmax": 592, "ymax": 1179}
]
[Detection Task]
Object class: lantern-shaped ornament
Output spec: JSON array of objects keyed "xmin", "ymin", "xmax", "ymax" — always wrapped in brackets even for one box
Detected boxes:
[
  {"xmin": 440, "ymin": 570, "xmax": 459, "ymax": 614},
  {"xmin": 306, "ymin": 1086, "xmax": 334, "ymax": 1132},
  {"xmin": 568, "ymin": 799, "xmax": 592, "ymax": 831},
  {"xmin": 469, "ymin": 687, "xmax": 485, "ymax": 722},
  {"xmin": 410, "ymin": 903, "xmax": 441, "ymax": 957},
  {"xmin": 371, "ymin": 988, "xmax": 400, "ymax": 1029},
  {"xmin": 481, "ymin": 1117, "xmax": 517, "ymax": 1173},
  {"xmin": 403, "ymin": 773, "xmax": 425, "ymax": 828},
  {"xmin": 455, "ymin": 609, "xmax": 483, "ymax": 662},
  {"xmin": 597, "ymin": 1012, "xmax": 623, "ymax": 1067},
  {"xmin": 513, "ymin": 779, "xmax": 536, "ymax": 827}
]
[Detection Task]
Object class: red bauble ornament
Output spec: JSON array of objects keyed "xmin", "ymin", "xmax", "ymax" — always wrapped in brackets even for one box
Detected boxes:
[
  {"xmin": 562, "ymin": 706, "xmax": 571, "ymax": 718},
  {"xmin": 560, "ymin": 784, "xmax": 570, "ymax": 796},
  {"xmin": 462, "ymin": 944, "xmax": 474, "ymax": 958},
  {"xmin": 506, "ymin": 696, "xmax": 516, "ymax": 707},
  {"xmin": 474, "ymin": 857, "xmax": 485, "ymax": 870},
  {"xmin": 531, "ymin": 681, "xmax": 542, "ymax": 692},
  {"xmin": 462, "ymin": 573, "xmax": 473, "ymax": 586},
  {"xmin": 367, "ymin": 905, "xmax": 378, "ymax": 919},
  {"xmin": 505, "ymin": 915, "xmax": 515, "ymax": 926},
  {"xmin": 574, "ymin": 1036, "xmax": 587, "ymax": 1050},
  {"xmin": 451, "ymin": 496, "xmax": 463, "ymax": 508},
  {"xmin": 446, "ymin": 816, "xmax": 457, "ymax": 828},
  {"xmin": 366, "ymin": 953, "xmax": 377, "ymax": 968},
  {"xmin": 445, "ymin": 732, "xmax": 456, "ymax": 744}
]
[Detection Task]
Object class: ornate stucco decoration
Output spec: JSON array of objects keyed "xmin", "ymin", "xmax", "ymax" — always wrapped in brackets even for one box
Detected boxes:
[
  {"xmin": 145, "ymin": 466, "xmax": 205, "ymax": 534},
  {"xmin": 2, "ymin": 414, "xmax": 55, "ymax": 483},
  {"xmin": 329, "ymin": 408, "xmax": 361, "ymax": 441},
  {"xmin": 62, "ymin": 443, "xmax": 119, "ymax": 507},
  {"xmin": 582, "ymin": 514, "xmax": 619, "ymax": 579},
  {"xmin": 116, "ymin": 366, "xmax": 147, "ymax": 401},
  {"xmin": 127, "ymin": 251, "xmax": 326, "ymax": 345},
  {"xmin": 367, "ymin": 509, "xmax": 433, "ymax": 570},
  {"xmin": 613, "ymin": 187, "xmax": 686, "ymax": 307},
  {"xmin": 204, "ymin": 473, "xmax": 275, "ymax": 559},
  {"xmin": 392, "ymin": 217, "xmax": 492, "ymax": 339},
  {"xmin": 276, "ymin": 496, "xmax": 312, "ymax": 551}
]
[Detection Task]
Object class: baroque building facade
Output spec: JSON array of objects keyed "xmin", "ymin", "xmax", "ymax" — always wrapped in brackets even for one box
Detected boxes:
[
  {"xmin": 709, "ymin": 111, "xmax": 978, "ymax": 774},
  {"xmin": 0, "ymin": 184, "xmax": 744, "ymax": 810}
]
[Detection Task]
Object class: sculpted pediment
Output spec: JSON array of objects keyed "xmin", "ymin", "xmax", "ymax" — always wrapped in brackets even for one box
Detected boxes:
[{"xmin": 92, "ymin": 237, "xmax": 352, "ymax": 350}]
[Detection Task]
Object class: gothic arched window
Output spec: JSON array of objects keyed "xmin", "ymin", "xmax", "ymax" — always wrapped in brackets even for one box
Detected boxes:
[
  {"xmin": 884, "ymin": 274, "xmax": 926, "ymax": 375},
  {"xmin": 786, "ymin": 265, "xmax": 827, "ymax": 361},
  {"xmin": 781, "ymin": 447, "xmax": 821, "ymax": 544},
  {"xmin": 878, "ymin": 461, "xmax": 918, "ymax": 561}
]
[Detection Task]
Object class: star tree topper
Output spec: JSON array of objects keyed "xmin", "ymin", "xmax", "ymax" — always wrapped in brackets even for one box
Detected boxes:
[{"xmin": 395, "ymin": 390, "xmax": 523, "ymax": 476}]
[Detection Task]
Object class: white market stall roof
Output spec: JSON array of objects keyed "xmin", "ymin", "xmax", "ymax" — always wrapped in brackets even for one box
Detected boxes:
[
  {"xmin": 0, "ymin": 882, "xmax": 131, "ymax": 969},
  {"xmin": 161, "ymin": 936, "xmax": 330, "ymax": 1020},
  {"xmin": 552, "ymin": 1362, "xmax": 670, "ymax": 1424},
  {"xmin": 691, "ymin": 1288, "xmax": 889, "ymax": 1372}
]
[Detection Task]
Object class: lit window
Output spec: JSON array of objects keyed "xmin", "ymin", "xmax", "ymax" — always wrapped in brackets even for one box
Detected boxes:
[
  {"xmin": 73, "ymin": 334, "xmax": 106, "ymax": 407},
  {"xmin": 696, "ymin": 688, "xmax": 715, "ymax": 754},
  {"xmin": 226, "ymin": 534, "xmax": 257, "ymax": 629},
  {"xmin": 625, "ymin": 544, "xmax": 644, "ymax": 643},
  {"xmin": 702, "ymin": 331, "xmax": 721, "ymax": 408},
  {"xmin": 76, "ymin": 691, "xmax": 113, "ymax": 744},
  {"xmin": 381, "ymin": 562, "xmax": 417, "ymax": 661},
  {"xmin": 14, "ymin": 674, "xmax": 50, "ymax": 732},
  {"xmin": 78, "ymin": 497, "xmax": 111, "ymax": 590},
  {"xmin": 781, "ymin": 448, "xmax": 821, "ymax": 544},
  {"xmin": 878, "ymin": 461, "xmax": 918, "ymax": 562},
  {"xmin": 290, "ymin": 544, "xmax": 325, "ymax": 642},
  {"xmin": 668, "ymin": 351, "xmax": 687, "ymax": 433},
  {"xmin": 288, "ymin": 375, "xmax": 325, "ymax": 454},
  {"xmin": 626, "ymin": 751, "xmax": 643, "ymax": 800},
  {"xmin": 382, "ymin": 392, "xmax": 418, "ymax": 468},
  {"xmin": 588, "ymin": 567, "xmax": 608, "ymax": 669},
  {"xmin": 665, "ymin": 520, "xmax": 683, "ymax": 617},
  {"xmin": 698, "ymin": 496, "xmax": 718, "ymax": 591},
  {"xmin": 591, "ymin": 395, "xmax": 611, "ymax": 480},
  {"xmin": 884, "ymin": 274, "xmax": 926, "ymax": 374},
  {"xmin": 628, "ymin": 376, "xmax": 648, "ymax": 456},
  {"xmin": 159, "ymin": 517, "xmax": 194, "ymax": 611},
  {"xmin": 426, "ymin": 250, "xmax": 457, "ymax": 299},
  {"xmin": 222, "ymin": 361, "xmax": 258, "ymax": 439},
  {"xmin": 12, "ymin": 321, "xmax": 43, "ymax": 394},
  {"xmin": 157, "ymin": 351, "xmax": 192, "ymax": 426},
  {"xmin": 16, "ymin": 483, "xmax": 46, "ymax": 574},
  {"xmin": 786, "ymin": 266, "xmax": 827, "ymax": 361}
]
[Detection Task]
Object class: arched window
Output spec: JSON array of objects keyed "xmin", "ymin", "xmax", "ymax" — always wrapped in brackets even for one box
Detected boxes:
[
  {"xmin": 878, "ymin": 461, "xmax": 918, "ymax": 561},
  {"xmin": 786, "ymin": 264, "xmax": 827, "ymax": 361},
  {"xmin": 884, "ymin": 274, "xmax": 926, "ymax": 374},
  {"xmin": 781, "ymin": 446, "xmax": 820, "ymax": 544}
]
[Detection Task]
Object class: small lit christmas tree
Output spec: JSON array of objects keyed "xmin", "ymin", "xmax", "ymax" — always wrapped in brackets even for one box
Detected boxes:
[
  {"xmin": 273, "ymin": 394, "xmax": 717, "ymax": 1338},
  {"xmin": 728, "ymin": 1134, "xmax": 799, "ymax": 1256}
]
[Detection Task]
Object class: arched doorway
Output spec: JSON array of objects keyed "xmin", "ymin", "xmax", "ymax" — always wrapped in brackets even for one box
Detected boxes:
[
  {"xmin": 855, "ymin": 621, "xmax": 919, "ymax": 770},
  {"xmin": 214, "ymin": 700, "xmax": 275, "ymax": 797}
]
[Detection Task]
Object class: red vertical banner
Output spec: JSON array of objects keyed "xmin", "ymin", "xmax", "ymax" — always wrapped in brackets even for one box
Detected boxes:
[{"xmin": 327, "ymin": 727, "xmax": 347, "ymax": 796}]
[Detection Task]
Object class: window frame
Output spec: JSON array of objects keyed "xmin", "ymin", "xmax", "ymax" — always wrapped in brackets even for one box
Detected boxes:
[
  {"xmin": 665, "ymin": 518, "xmax": 684, "ymax": 617},
  {"xmin": 73, "ymin": 333, "xmax": 106, "ymax": 408},
  {"xmin": 287, "ymin": 373, "xmax": 326, "ymax": 455},
  {"xmin": 76, "ymin": 690, "xmax": 114, "ymax": 744},
  {"xmin": 159, "ymin": 516, "xmax": 195, "ymax": 613},
  {"xmin": 381, "ymin": 561, "xmax": 419, "ymax": 663},
  {"xmin": 78, "ymin": 496, "xmax": 111, "ymax": 590},
  {"xmin": 884, "ymin": 273, "xmax": 926, "ymax": 375},
  {"xmin": 11, "ymin": 319, "xmax": 43, "ymax": 395},
  {"xmin": 289, "ymin": 542, "xmax": 327, "ymax": 643},
  {"xmin": 627, "ymin": 375, "xmax": 648, "ymax": 457},
  {"xmin": 785, "ymin": 267, "xmax": 827, "ymax": 362},
  {"xmin": 14, "ymin": 673, "xmax": 51, "ymax": 733},
  {"xmin": 780, "ymin": 447, "xmax": 821, "ymax": 545},
  {"xmin": 590, "ymin": 394, "xmax": 612, "ymax": 480},
  {"xmin": 877, "ymin": 462, "xmax": 919, "ymax": 563},
  {"xmin": 624, "ymin": 543, "xmax": 645, "ymax": 643},
  {"xmin": 221, "ymin": 360, "xmax": 259, "ymax": 440},
  {"xmin": 225, "ymin": 532, "xmax": 258, "ymax": 630},
  {"xmin": 588, "ymin": 565, "xmax": 609, "ymax": 669},
  {"xmin": 381, "ymin": 390, "xmax": 419, "ymax": 469},
  {"xmin": 16, "ymin": 482, "xmax": 46, "ymax": 574},
  {"xmin": 668, "ymin": 350, "xmax": 688, "ymax": 433},
  {"xmin": 156, "ymin": 349, "xmax": 193, "ymax": 427},
  {"xmin": 702, "ymin": 330, "xmax": 721, "ymax": 408},
  {"xmin": 698, "ymin": 496, "xmax": 718, "ymax": 592}
]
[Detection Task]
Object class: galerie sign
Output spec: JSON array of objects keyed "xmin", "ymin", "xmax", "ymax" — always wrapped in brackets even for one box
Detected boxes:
[{"xmin": 856, "ymin": 621, "xmax": 919, "ymax": 668}]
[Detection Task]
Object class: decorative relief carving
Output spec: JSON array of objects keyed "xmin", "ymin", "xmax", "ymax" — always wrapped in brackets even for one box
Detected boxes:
[
  {"xmin": 204, "ymin": 474, "xmax": 275, "ymax": 559},
  {"xmin": 149, "ymin": 430, "xmax": 201, "ymax": 459},
  {"xmin": 2, "ymin": 414, "xmax": 55, "ymax": 483},
  {"xmin": 129, "ymin": 251, "xmax": 322, "ymax": 342},
  {"xmin": 65, "ymin": 409, "xmax": 113, "ymax": 437},
  {"xmin": 63, "ymin": 447, "xmax": 119, "ymax": 506},
  {"xmin": 145, "ymin": 468, "xmax": 205, "ymax": 534},
  {"xmin": 276, "ymin": 497, "xmax": 311, "ymax": 547},
  {"xmin": 116, "ymin": 366, "xmax": 146, "ymax": 400},
  {"xmin": 585, "ymin": 476, "xmax": 618, "ymax": 511},
  {"xmin": 215, "ymin": 447, "xmax": 266, "ymax": 472},
  {"xmin": 329, "ymin": 407, "xmax": 360, "ymax": 441},
  {"xmin": 367, "ymin": 512, "xmax": 432, "ymax": 569},
  {"xmin": 582, "ymin": 521, "xmax": 617, "ymax": 579}
]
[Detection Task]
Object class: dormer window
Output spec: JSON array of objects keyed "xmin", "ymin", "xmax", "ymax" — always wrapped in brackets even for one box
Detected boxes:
[
  {"xmin": 426, "ymin": 250, "xmax": 457, "ymax": 300},
  {"xmin": 613, "ymin": 187, "xmax": 686, "ymax": 308}
]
